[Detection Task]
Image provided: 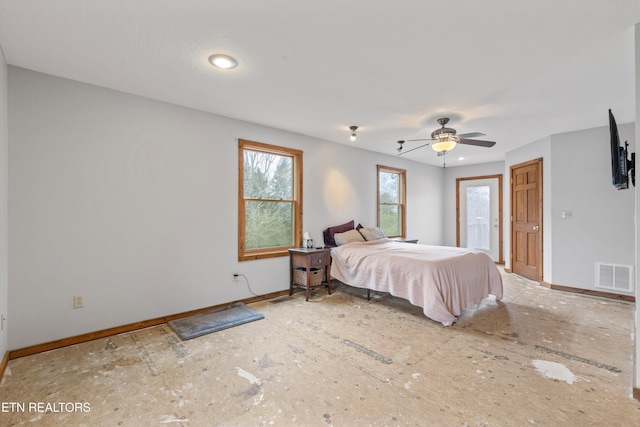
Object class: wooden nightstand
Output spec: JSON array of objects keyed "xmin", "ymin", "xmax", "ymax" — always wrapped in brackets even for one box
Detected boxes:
[{"xmin": 288, "ymin": 248, "xmax": 332, "ymax": 301}]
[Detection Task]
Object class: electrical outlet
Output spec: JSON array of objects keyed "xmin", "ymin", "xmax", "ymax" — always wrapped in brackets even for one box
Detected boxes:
[
  {"xmin": 73, "ymin": 295, "xmax": 84, "ymax": 309},
  {"xmin": 232, "ymin": 273, "xmax": 240, "ymax": 282}
]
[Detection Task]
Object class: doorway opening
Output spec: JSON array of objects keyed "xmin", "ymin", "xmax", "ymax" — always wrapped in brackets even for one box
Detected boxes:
[{"xmin": 456, "ymin": 174, "xmax": 503, "ymax": 264}]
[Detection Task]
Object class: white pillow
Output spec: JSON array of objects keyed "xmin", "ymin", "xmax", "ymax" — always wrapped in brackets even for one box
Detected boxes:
[
  {"xmin": 333, "ymin": 229, "xmax": 365, "ymax": 245},
  {"xmin": 358, "ymin": 227, "xmax": 387, "ymax": 241}
]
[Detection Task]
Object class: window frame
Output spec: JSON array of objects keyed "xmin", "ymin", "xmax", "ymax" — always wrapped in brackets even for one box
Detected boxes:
[
  {"xmin": 238, "ymin": 139, "xmax": 303, "ymax": 261},
  {"xmin": 376, "ymin": 165, "xmax": 406, "ymax": 238}
]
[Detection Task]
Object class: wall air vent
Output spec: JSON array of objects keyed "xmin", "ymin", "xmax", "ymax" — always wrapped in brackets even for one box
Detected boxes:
[{"xmin": 595, "ymin": 263, "xmax": 634, "ymax": 293}]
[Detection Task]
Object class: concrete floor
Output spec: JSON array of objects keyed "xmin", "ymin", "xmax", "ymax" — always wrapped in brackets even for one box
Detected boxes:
[{"xmin": 1, "ymin": 270, "xmax": 638, "ymax": 426}]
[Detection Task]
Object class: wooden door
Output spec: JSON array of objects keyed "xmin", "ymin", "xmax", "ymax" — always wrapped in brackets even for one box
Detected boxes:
[{"xmin": 511, "ymin": 158, "xmax": 542, "ymax": 281}]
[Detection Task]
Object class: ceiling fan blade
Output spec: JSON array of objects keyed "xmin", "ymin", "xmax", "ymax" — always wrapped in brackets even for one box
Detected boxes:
[
  {"xmin": 458, "ymin": 138, "xmax": 496, "ymax": 147},
  {"xmin": 402, "ymin": 138, "xmax": 433, "ymax": 142},
  {"xmin": 458, "ymin": 132, "xmax": 486, "ymax": 138},
  {"xmin": 397, "ymin": 141, "xmax": 431, "ymax": 155}
]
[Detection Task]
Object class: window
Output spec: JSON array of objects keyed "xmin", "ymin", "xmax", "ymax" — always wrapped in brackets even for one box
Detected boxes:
[
  {"xmin": 377, "ymin": 165, "xmax": 406, "ymax": 238},
  {"xmin": 238, "ymin": 139, "xmax": 302, "ymax": 261}
]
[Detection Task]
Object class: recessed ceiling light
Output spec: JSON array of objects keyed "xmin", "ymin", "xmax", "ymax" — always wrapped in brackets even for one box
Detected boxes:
[
  {"xmin": 208, "ymin": 54, "xmax": 238, "ymax": 69},
  {"xmin": 457, "ymin": 157, "xmax": 465, "ymax": 161}
]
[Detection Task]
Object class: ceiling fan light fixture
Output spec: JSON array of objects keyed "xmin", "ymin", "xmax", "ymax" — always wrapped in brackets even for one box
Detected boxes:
[
  {"xmin": 395, "ymin": 117, "xmax": 494, "ymax": 157},
  {"xmin": 431, "ymin": 136, "xmax": 457, "ymax": 152}
]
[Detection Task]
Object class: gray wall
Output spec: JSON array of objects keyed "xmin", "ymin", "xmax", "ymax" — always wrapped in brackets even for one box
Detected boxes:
[
  {"xmin": 7, "ymin": 67, "xmax": 444, "ymax": 350},
  {"xmin": 0, "ymin": 50, "xmax": 8, "ymax": 359},
  {"xmin": 550, "ymin": 124, "xmax": 635, "ymax": 294}
]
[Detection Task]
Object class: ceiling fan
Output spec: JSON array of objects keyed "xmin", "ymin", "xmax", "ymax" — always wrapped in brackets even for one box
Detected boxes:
[{"xmin": 396, "ymin": 117, "xmax": 496, "ymax": 156}]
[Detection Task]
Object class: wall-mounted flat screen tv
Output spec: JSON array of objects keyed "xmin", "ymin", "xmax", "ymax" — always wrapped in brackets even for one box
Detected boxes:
[{"xmin": 609, "ymin": 109, "xmax": 635, "ymax": 190}]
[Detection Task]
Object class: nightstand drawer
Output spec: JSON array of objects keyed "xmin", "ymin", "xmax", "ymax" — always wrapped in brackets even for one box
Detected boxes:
[{"xmin": 309, "ymin": 252, "xmax": 329, "ymax": 266}]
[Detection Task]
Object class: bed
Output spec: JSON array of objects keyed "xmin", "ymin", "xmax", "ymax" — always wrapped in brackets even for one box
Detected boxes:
[{"xmin": 324, "ymin": 222, "xmax": 503, "ymax": 326}]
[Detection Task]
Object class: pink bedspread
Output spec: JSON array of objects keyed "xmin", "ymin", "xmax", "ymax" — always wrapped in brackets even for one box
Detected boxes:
[{"xmin": 330, "ymin": 239, "xmax": 503, "ymax": 326}]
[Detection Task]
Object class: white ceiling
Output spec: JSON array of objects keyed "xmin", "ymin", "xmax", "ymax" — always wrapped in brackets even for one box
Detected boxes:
[{"xmin": 1, "ymin": 1, "xmax": 639, "ymax": 166}]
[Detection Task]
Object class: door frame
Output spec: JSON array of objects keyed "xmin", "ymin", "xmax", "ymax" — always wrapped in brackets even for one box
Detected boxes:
[
  {"xmin": 509, "ymin": 158, "xmax": 543, "ymax": 281},
  {"xmin": 456, "ymin": 174, "xmax": 504, "ymax": 264}
]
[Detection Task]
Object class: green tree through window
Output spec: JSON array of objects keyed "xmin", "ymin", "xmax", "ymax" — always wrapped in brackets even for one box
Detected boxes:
[{"xmin": 239, "ymin": 140, "xmax": 302, "ymax": 261}]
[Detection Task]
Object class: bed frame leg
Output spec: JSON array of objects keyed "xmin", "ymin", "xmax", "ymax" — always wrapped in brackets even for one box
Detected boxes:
[{"xmin": 367, "ymin": 289, "xmax": 371, "ymax": 301}]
